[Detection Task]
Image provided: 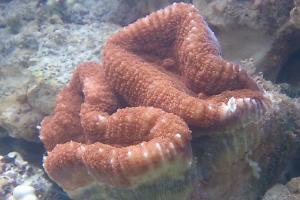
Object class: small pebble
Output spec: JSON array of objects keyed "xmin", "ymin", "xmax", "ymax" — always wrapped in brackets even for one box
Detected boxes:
[{"xmin": 13, "ymin": 184, "xmax": 38, "ymax": 200}]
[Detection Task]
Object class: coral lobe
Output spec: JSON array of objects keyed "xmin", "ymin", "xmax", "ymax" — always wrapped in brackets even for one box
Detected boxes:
[
  {"xmin": 103, "ymin": 3, "xmax": 265, "ymax": 131},
  {"xmin": 41, "ymin": 62, "xmax": 192, "ymax": 192}
]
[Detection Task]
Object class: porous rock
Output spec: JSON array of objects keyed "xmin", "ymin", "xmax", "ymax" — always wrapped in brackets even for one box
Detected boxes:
[
  {"xmin": 193, "ymin": 0, "xmax": 300, "ymax": 85},
  {"xmin": 262, "ymin": 177, "xmax": 300, "ymax": 200},
  {"xmin": 0, "ymin": 0, "xmax": 120, "ymax": 141},
  {"xmin": 0, "ymin": 152, "xmax": 67, "ymax": 200}
]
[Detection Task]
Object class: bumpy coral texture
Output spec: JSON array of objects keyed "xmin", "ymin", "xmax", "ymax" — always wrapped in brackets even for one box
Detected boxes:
[
  {"xmin": 103, "ymin": 2, "xmax": 267, "ymax": 130},
  {"xmin": 40, "ymin": 62, "xmax": 119, "ymax": 150},
  {"xmin": 40, "ymin": 62, "xmax": 192, "ymax": 190},
  {"xmin": 41, "ymin": 2, "xmax": 269, "ymax": 197}
]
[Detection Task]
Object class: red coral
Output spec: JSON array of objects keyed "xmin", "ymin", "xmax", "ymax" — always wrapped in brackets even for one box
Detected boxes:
[
  {"xmin": 41, "ymin": 62, "xmax": 192, "ymax": 191},
  {"xmin": 103, "ymin": 3, "xmax": 267, "ymax": 132},
  {"xmin": 40, "ymin": 2, "xmax": 269, "ymax": 198}
]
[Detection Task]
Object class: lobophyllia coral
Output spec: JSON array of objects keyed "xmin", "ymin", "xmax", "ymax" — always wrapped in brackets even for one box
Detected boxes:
[
  {"xmin": 40, "ymin": 2, "xmax": 270, "ymax": 200},
  {"xmin": 40, "ymin": 62, "xmax": 193, "ymax": 199},
  {"xmin": 103, "ymin": 2, "xmax": 268, "ymax": 132}
]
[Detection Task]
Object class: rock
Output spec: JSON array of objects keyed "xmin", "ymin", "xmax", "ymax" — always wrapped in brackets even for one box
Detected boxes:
[
  {"xmin": 0, "ymin": 0, "xmax": 120, "ymax": 141},
  {"xmin": 26, "ymin": 22, "xmax": 120, "ymax": 88},
  {"xmin": 262, "ymin": 177, "xmax": 300, "ymax": 200},
  {"xmin": 287, "ymin": 177, "xmax": 300, "ymax": 194},
  {"xmin": 193, "ymin": 0, "xmax": 293, "ymax": 62},
  {"xmin": 0, "ymin": 152, "xmax": 68, "ymax": 200},
  {"xmin": 192, "ymin": 0, "xmax": 300, "ymax": 92},
  {"xmin": 0, "ymin": 67, "xmax": 42, "ymax": 140},
  {"xmin": 262, "ymin": 184, "xmax": 294, "ymax": 200},
  {"xmin": 43, "ymin": 0, "xmax": 192, "ymax": 25},
  {"xmin": 13, "ymin": 184, "xmax": 38, "ymax": 200}
]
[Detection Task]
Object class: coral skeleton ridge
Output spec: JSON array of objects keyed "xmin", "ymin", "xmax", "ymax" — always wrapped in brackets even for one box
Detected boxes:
[{"xmin": 40, "ymin": 2, "xmax": 269, "ymax": 199}]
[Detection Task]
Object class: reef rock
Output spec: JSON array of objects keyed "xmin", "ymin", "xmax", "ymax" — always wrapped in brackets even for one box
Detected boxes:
[
  {"xmin": 0, "ymin": 151, "xmax": 67, "ymax": 200},
  {"xmin": 193, "ymin": 0, "xmax": 292, "ymax": 62},
  {"xmin": 44, "ymin": 0, "xmax": 192, "ymax": 26},
  {"xmin": 193, "ymin": 0, "xmax": 300, "ymax": 87},
  {"xmin": 0, "ymin": 0, "xmax": 120, "ymax": 141},
  {"xmin": 262, "ymin": 177, "xmax": 300, "ymax": 200}
]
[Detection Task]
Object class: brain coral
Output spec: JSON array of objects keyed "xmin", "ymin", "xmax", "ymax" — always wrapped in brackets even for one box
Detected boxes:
[
  {"xmin": 103, "ymin": 2, "xmax": 267, "ymax": 132},
  {"xmin": 40, "ymin": 2, "xmax": 269, "ymax": 200},
  {"xmin": 40, "ymin": 62, "xmax": 192, "ymax": 198}
]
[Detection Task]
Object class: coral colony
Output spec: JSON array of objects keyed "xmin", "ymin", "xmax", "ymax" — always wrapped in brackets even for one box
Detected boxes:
[{"xmin": 40, "ymin": 3, "xmax": 269, "ymax": 199}]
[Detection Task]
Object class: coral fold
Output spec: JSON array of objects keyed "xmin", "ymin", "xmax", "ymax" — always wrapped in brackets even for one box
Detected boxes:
[
  {"xmin": 103, "ymin": 2, "xmax": 266, "ymax": 131},
  {"xmin": 40, "ymin": 62, "xmax": 192, "ymax": 192}
]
